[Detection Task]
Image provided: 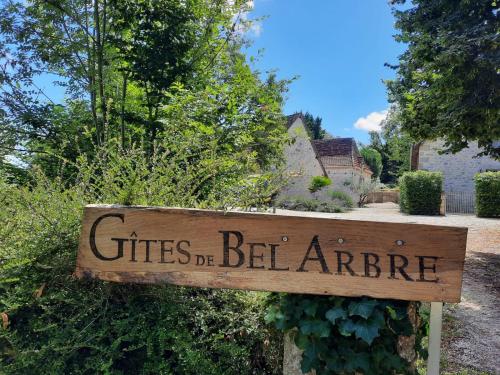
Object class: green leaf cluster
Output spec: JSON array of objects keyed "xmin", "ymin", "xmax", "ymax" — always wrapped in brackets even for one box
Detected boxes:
[
  {"xmin": 474, "ymin": 171, "xmax": 500, "ymax": 217},
  {"xmin": 399, "ymin": 171, "xmax": 443, "ymax": 215},
  {"xmin": 387, "ymin": 0, "xmax": 500, "ymax": 158},
  {"xmin": 0, "ymin": 0, "xmax": 291, "ymax": 181},
  {"xmin": 366, "ymin": 107, "xmax": 413, "ymax": 185},
  {"xmin": 309, "ymin": 176, "xmax": 332, "ymax": 193},
  {"xmin": 360, "ymin": 147, "xmax": 383, "ymax": 180},
  {"xmin": 302, "ymin": 112, "xmax": 326, "ymax": 140},
  {"xmin": 265, "ymin": 294, "xmax": 427, "ymax": 375},
  {"xmin": 0, "ymin": 140, "xmax": 285, "ymax": 374}
]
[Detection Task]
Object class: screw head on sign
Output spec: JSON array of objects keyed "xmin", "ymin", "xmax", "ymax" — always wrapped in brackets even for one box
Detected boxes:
[
  {"xmin": 337, "ymin": 238, "xmax": 344, "ymax": 244},
  {"xmin": 395, "ymin": 240, "xmax": 405, "ymax": 246},
  {"xmin": 282, "ymin": 236, "xmax": 288, "ymax": 242}
]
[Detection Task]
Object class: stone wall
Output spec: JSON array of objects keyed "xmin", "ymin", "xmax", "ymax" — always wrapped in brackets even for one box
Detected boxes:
[
  {"xmin": 418, "ymin": 140, "xmax": 500, "ymax": 193},
  {"xmin": 324, "ymin": 168, "xmax": 358, "ymax": 201}
]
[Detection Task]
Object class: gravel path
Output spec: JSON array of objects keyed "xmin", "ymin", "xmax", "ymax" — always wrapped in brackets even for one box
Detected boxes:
[{"xmin": 276, "ymin": 203, "xmax": 500, "ymax": 374}]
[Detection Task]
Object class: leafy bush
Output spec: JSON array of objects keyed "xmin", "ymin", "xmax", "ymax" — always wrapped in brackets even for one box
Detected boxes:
[
  {"xmin": 0, "ymin": 140, "xmax": 284, "ymax": 374},
  {"xmin": 475, "ymin": 171, "xmax": 500, "ymax": 217},
  {"xmin": 277, "ymin": 197, "xmax": 344, "ymax": 213},
  {"xmin": 399, "ymin": 171, "xmax": 442, "ymax": 215},
  {"xmin": 360, "ymin": 147, "xmax": 383, "ymax": 179},
  {"xmin": 329, "ymin": 190, "xmax": 354, "ymax": 209},
  {"xmin": 309, "ymin": 176, "xmax": 331, "ymax": 192},
  {"xmin": 266, "ymin": 294, "xmax": 426, "ymax": 375}
]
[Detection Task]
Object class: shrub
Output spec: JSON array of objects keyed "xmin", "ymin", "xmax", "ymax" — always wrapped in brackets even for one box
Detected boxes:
[
  {"xmin": 0, "ymin": 142, "xmax": 283, "ymax": 374},
  {"xmin": 475, "ymin": 171, "xmax": 500, "ymax": 217},
  {"xmin": 277, "ymin": 197, "xmax": 344, "ymax": 213},
  {"xmin": 350, "ymin": 178, "xmax": 379, "ymax": 208},
  {"xmin": 399, "ymin": 171, "xmax": 442, "ymax": 215},
  {"xmin": 329, "ymin": 190, "xmax": 354, "ymax": 209},
  {"xmin": 309, "ymin": 176, "xmax": 331, "ymax": 192}
]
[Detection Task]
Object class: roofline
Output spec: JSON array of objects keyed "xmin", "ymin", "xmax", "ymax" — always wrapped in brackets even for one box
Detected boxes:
[{"xmin": 309, "ymin": 139, "xmax": 329, "ymax": 177}]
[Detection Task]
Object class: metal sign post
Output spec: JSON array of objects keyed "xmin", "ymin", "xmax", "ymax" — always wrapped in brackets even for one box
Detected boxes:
[{"xmin": 427, "ymin": 302, "xmax": 443, "ymax": 375}]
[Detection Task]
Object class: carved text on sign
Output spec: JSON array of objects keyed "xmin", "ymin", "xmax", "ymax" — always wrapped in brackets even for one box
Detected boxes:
[{"xmin": 76, "ymin": 205, "xmax": 467, "ymax": 302}]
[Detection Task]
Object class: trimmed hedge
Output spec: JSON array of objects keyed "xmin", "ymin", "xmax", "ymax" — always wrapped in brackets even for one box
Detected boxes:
[
  {"xmin": 400, "ymin": 171, "xmax": 443, "ymax": 215},
  {"xmin": 475, "ymin": 171, "xmax": 500, "ymax": 217}
]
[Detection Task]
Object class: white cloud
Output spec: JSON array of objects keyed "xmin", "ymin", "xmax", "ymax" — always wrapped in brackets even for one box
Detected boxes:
[
  {"xmin": 232, "ymin": 0, "xmax": 262, "ymax": 38},
  {"xmin": 249, "ymin": 21, "xmax": 262, "ymax": 37},
  {"xmin": 353, "ymin": 110, "xmax": 388, "ymax": 132}
]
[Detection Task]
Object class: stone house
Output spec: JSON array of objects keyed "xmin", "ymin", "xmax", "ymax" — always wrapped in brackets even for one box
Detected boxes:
[
  {"xmin": 281, "ymin": 113, "xmax": 372, "ymax": 200},
  {"xmin": 411, "ymin": 139, "xmax": 500, "ymax": 212}
]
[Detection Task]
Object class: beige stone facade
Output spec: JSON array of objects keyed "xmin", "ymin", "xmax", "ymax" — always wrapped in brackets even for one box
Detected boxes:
[
  {"xmin": 416, "ymin": 140, "xmax": 500, "ymax": 194},
  {"xmin": 281, "ymin": 114, "xmax": 372, "ymax": 201},
  {"xmin": 281, "ymin": 116, "xmax": 326, "ymax": 198}
]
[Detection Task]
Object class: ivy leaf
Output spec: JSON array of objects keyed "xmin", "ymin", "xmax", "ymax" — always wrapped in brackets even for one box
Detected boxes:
[
  {"xmin": 354, "ymin": 352, "xmax": 370, "ymax": 372},
  {"xmin": 325, "ymin": 307, "xmax": 347, "ymax": 325},
  {"xmin": 338, "ymin": 319, "xmax": 357, "ymax": 336},
  {"xmin": 385, "ymin": 353, "xmax": 405, "ymax": 370},
  {"xmin": 370, "ymin": 309, "xmax": 386, "ymax": 328},
  {"xmin": 300, "ymin": 355, "xmax": 315, "ymax": 374},
  {"xmin": 325, "ymin": 354, "xmax": 342, "ymax": 372},
  {"xmin": 353, "ymin": 319, "xmax": 380, "ymax": 345},
  {"xmin": 348, "ymin": 299, "xmax": 378, "ymax": 319},
  {"xmin": 303, "ymin": 301, "xmax": 318, "ymax": 317},
  {"xmin": 300, "ymin": 320, "xmax": 331, "ymax": 338},
  {"xmin": 294, "ymin": 332, "xmax": 309, "ymax": 349},
  {"xmin": 386, "ymin": 305, "xmax": 398, "ymax": 320}
]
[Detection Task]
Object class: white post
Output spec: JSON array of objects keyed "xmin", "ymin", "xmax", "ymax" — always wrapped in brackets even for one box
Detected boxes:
[{"xmin": 427, "ymin": 302, "xmax": 443, "ymax": 375}]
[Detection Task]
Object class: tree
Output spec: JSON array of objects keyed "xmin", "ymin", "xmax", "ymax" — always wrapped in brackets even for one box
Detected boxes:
[
  {"xmin": 387, "ymin": 0, "xmax": 500, "ymax": 159},
  {"xmin": 360, "ymin": 147, "xmax": 382, "ymax": 180},
  {"xmin": 367, "ymin": 107, "xmax": 412, "ymax": 185},
  {"xmin": 303, "ymin": 112, "xmax": 326, "ymax": 140},
  {"xmin": 0, "ymin": 0, "xmax": 290, "ymax": 180}
]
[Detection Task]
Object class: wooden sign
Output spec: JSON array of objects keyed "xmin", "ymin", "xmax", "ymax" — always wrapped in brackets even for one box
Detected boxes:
[{"xmin": 75, "ymin": 205, "xmax": 467, "ymax": 302}]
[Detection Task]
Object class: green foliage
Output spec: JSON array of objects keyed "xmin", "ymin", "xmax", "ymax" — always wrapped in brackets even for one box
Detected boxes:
[
  {"xmin": 368, "ymin": 107, "xmax": 413, "ymax": 184},
  {"xmin": 266, "ymin": 294, "xmax": 427, "ymax": 375},
  {"xmin": 0, "ymin": 0, "xmax": 291, "ymax": 177},
  {"xmin": 360, "ymin": 147, "xmax": 383, "ymax": 179},
  {"xmin": 329, "ymin": 191, "xmax": 353, "ymax": 209},
  {"xmin": 387, "ymin": 0, "xmax": 500, "ymax": 158},
  {"xmin": 0, "ymin": 137, "xmax": 284, "ymax": 374},
  {"xmin": 303, "ymin": 112, "xmax": 326, "ymax": 140},
  {"xmin": 276, "ymin": 197, "xmax": 345, "ymax": 213},
  {"xmin": 399, "ymin": 171, "xmax": 442, "ymax": 215},
  {"xmin": 309, "ymin": 176, "xmax": 331, "ymax": 193},
  {"xmin": 474, "ymin": 172, "xmax": 500, "ymax": 218}
]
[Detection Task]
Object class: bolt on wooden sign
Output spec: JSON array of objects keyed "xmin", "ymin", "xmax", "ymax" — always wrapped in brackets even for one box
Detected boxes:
[{"xmin": 76, "ymin": 205, "xmax": 467, "ymax": 302}]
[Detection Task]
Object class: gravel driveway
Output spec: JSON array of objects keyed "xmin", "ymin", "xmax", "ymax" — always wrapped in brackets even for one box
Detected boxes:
[{"xmin": 276, "ymin": 203, "xmax": 500, "ymax": 374}]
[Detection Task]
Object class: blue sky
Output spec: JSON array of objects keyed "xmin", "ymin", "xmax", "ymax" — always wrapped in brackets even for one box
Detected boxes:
[
  {"xmin": 245, "ymin": 0, "xmax": 406, "ymax": 143},
  {"xmin": 34, "ymin": 1, "xmax": 405, "ymax": 145}
]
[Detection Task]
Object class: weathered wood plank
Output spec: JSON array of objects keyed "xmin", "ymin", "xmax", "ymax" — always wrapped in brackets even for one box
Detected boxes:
[{"xmin": 75, "ymin": 205, "xmax": 467, "ymax": 302}]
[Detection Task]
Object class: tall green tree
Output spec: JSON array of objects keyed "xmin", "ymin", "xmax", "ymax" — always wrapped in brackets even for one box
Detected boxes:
[
  {"xmin": 303, "ymin": 111, "xmax": 326, "ymax": 140},
  {"xmin": 360, "ymin": 146, "xmax": 382, "ymax": 180},
  {"xmin": 387, "ymin": 0, "xmax": 500, "ymax": 158},
  {"xmin": 0, "ymin": 0, "xmax": 290, "ymax": 180},
  {"xmin": 368, "ymin": 107, "xmax": 412, "ymax": 184}
]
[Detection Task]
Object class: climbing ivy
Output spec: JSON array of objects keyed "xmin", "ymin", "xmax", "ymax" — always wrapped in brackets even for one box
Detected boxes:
[{"xmin": 265, "ymin": 294, "xmax": 427, "ymax": 375}]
